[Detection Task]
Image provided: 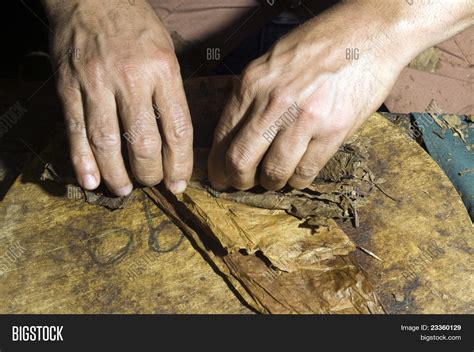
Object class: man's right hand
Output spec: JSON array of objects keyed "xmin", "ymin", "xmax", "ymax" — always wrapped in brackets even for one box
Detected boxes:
[{"xmin": 42, "ymin": 0, "xmax": 193, "ymax": 196}]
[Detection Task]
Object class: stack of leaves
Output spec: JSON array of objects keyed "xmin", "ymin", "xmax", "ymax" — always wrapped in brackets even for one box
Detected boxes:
[{"xmin": 145, "ymin": 140, "xmax": 385, "ymax": 314}]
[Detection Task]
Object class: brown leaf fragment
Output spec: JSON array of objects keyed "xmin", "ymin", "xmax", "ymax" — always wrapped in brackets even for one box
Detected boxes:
[
  {"xmin": 40, "ymin": 163, "xmax": 62, "ymax": 182},
  {"xmin": 39, "ymin": 163, "xmax": 129, "ymax": 210},
  {"xmin": 316, "ymin": 138, "xmax": 371, "ymax": 182},
  {"xmin": 83, "ymin": 190, "xmax": 129, "ymax": 210}
]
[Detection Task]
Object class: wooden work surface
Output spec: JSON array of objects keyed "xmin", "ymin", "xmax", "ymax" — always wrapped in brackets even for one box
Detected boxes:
[{"xmin": 0, "ymin": 76, "xmax": 472, "ymax": 313}]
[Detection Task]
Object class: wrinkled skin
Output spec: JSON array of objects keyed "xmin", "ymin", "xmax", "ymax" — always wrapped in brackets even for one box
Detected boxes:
[
  {"xmin": 45, "ymin": 0, "xmax": 192, "ymax": 196},
  {"xmin": 207, "ymin": 1, "xmax": 473, "ymax": 191},
  {"xmin": 208, "ymin": 4, "xmax": 403, "ymax": 191},
  {"xmin": 42, "ymin": 0, "xmax": 474, "ymax": 195}
]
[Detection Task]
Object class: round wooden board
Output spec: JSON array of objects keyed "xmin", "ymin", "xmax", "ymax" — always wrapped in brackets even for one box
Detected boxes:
[
  {"xmin": 0, "ymin": 76, "xmax": 471, "ymax": 313},
  {"xmin": 343, "ymin": 112, "xmax": 473, "ymax": 313}
]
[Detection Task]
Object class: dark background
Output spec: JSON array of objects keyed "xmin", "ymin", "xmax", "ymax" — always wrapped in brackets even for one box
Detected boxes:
[{"xmin": 1, "ymin": 1, "xmax": 51, "ymax": 80}]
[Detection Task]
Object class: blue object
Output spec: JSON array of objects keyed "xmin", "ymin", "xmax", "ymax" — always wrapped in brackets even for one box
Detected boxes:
[{"xmin": 412, "ymin": 113, "xmax": 474, "ymax": 220}]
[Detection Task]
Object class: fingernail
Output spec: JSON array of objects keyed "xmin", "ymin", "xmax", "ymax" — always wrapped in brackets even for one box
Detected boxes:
[
  {"xmin": 83, "ymin": 174, "xmax": 98, "ymax": 190},
  {"xmin": 169, "ymin": 180, "xmax": 187, "ymax": 194},
  {"xmin": 115, "ymin": 184, "xmax": 133, "ymax": 197}
]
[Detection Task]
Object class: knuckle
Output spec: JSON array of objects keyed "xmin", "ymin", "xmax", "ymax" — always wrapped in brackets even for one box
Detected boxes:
[
  {"xmin": 263, "ymin": 163, "xmax": 290, "ymax": 183},
  {"xmin": 66, "ymin": 119, "xmax": 86, "ymax": 135},
  {"xmin": 167, "ymin": 111, "xmax": 192, "ymax": 144},
  {"xmin": 114, "ymin": 57, "xmax": 147, "ymax": 89},
  {"xmin": 310, "ymin": 112, "xmax": 323, "ymax": 126},
  {"xmin": 213, "ymin": 121, "xmax": 232, "ymax": 143},
  {"xmin": 226, "ymin": 144, "xmax": 253, "ymax": 174},
  {"xmin": 120, "ymin": 66, "xmax": 144, "ymax": 88},
  {"xmin": 294, "ymin": 163, "xmax": 319, "ymax": 180},
  {"xmin": 239, "ymin": 66, "xmax": 259, "ymax": 98},
  {"xmin": 156, "ymin": 50, "xmax": 180, "ymax": 78},
  {"xmin": 268, "ymin": 88, "xmax": 295, "ymax": 109},
  {"xmin": 89, "ymin": 131, "xmax": 121, "ymax": 154},
  {"xmin": 240, "ymin": 68, "xmax": 256, "ymax": 91},
  {"xmin": 82, "ymin": 58, "xmax": 106, "ymax": 82},
  {"xmin": 132, "ymin": 134, "xmax": 161, "ymax": 160},
  {"xmin": 302, "ymin": 107, "xmax": 316, "ymax": 129},
  {"xmin": 326, "ymin": 118, "xmax": 348, "ymax": 137}
]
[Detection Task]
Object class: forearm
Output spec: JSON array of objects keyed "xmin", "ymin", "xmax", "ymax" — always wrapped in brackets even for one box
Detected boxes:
[{"xmin": 346, "ymin": 0, "xmax": 474, "ymax": 63}]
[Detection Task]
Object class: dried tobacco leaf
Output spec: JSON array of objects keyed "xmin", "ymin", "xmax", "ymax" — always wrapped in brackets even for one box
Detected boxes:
[
  {"xmin": 316, "ymin": 138, "xmax": 370, "ymax": 181},
  {"xmin": 223, "ymin": 251, "xmax": 384, "ymax": 314},
  {"xmin": 143, "ymin": 141, "xmax": 385, "ymax": 314},
  {"xmin": 83, "ymin": 189, "xmax": 129, "ymax": 210},
  {"xmin": 181, "ymin": 188, "xmax": 355, "ymax": 272},
  {"xmin": 145, "ymin": 186, "xmax": 385, "ymax": 314},
  {"xmin": 39, "ymin": 163, "xmax": 129, "ymax": 210},
  {"xmin": 190, "ymin": 138, "xmax": 376, "ymax": 227}
]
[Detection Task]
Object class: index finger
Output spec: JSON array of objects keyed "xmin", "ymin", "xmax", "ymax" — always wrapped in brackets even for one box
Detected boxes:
[{"xmin": 208, "ymin": 79, "xmax": 253, "ymax": 190}]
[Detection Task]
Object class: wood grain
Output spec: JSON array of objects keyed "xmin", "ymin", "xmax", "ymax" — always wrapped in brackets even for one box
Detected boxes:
[{"xmin": 0, "ymin": 76, "xmax": 471, "ymax": 313}]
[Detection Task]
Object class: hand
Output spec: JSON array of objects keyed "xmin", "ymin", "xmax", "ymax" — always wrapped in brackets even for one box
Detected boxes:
[
  {"xmin": 207, "ymin": 1, "xmax": 424, "ymax": 191},
  {"xmin": 45, "ymin": 0, "xmax": 193, "ymax": 195}
]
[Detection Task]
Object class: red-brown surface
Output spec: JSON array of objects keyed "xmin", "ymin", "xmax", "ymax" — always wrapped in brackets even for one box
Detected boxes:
[{"xmin": 385, "ymin": 26, "xmax": 474, "ymax": 114}]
